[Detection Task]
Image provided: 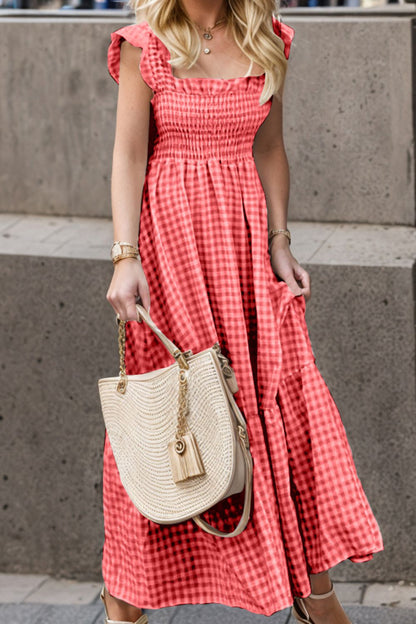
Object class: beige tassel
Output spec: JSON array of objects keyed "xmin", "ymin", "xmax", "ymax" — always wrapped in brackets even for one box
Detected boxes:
[{"xmin": 168, "ymin": 431, "xmax": 205, "ymax": 483}]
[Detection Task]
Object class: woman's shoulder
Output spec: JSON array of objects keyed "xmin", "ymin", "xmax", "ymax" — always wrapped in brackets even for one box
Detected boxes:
[{"xmin": 108, "ymin": 20, "xmax": 152, "ymax": 85}]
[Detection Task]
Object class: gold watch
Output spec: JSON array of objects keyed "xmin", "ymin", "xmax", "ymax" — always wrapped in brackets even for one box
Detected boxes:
[{"xmin": 111, "ymin": 241, "xmax": 139, "ymax": 262}]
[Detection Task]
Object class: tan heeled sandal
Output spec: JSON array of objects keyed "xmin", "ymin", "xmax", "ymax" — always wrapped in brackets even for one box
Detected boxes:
[
  {"xmin": 100, "ymin": 584, "xmax": 149, "ymax": 624},
  {"xmin": 292, "ymin": 581, "xmax": 335, "ymax": 623}
]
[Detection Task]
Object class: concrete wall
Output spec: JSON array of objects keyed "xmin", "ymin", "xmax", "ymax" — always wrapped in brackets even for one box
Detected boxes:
[
  {"xmin": 0, "ymin": 10, "xmax": 414, "ymax": 224},
  {"xmin": 0, "ymin": 256, "xmax": 112, "ymax": 580},
  {"xmin": 285, "ymin": 15, "xmax": 415, "ymax": 225}
]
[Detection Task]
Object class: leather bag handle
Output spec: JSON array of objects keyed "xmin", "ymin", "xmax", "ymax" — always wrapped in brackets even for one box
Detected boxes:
[
  {"xmin": 116, "ymin": 305, "xmax": 190, "ymax": 393},
  {"xmin": 192, "ymin": 397, "xmax": 254, "ymax": 537},
  {"xmin": 134, "ymin": 304, "xmax": 189, "ymax": 368}
]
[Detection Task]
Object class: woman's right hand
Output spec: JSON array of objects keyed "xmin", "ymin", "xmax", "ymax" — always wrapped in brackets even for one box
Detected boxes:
[{"xmin": 106, "ymin": 257, "xmax": 150, "ymax": 321}]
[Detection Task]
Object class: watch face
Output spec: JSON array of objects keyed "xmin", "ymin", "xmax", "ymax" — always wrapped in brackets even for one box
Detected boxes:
[{"xmin": 112, "ymin": 242, "xmax": 122, "ymax": 258}]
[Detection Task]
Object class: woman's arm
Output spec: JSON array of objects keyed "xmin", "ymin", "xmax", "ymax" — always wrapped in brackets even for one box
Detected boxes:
[
  {"xmin": 106, "ymin": 40, "xmax": 153, "ymax": 320},
  {"xmin": 253, "ymin": 93, "xmax": 311, "ymax": 300},
  {"xmin": 253, "ymin": 93, "xmax": 290, "ymax": 232}
]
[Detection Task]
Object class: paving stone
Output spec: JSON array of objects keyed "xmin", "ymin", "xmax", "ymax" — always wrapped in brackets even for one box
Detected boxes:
[
  {"xmin": 1, "ymin": 602, "xmax": 412, "ymax": 624},
  {"xmin": 49, "ymin": 242, "xmax": 110, "ymax": 259},
  {"xmin": 1, "ymin": 213, "xmax": 416, "ymax": 268},
  {"xmin": 0, "ymin": 573, "xmax": 49, "ymax": 603},
  {"xmin": 24, "ymin": 577, "xmax": 102, "ymax": 605},
  {"xmin": 362, "ymin": 582, "xmax": 416, "ymax": 609},
  {"xmin": 1, "ymin": 215, "xmax": 73, "ymax": 242},
  {"xmin": 0, "ymin": 236, "xmax": 62, "ymax": 256},
  {"xmin": 0, "ymin": 214, "xmax": 23, "ymax": 232},
  {"xmin": 332, "ymin": 582, "xmax": 366, "ymax": 604},
  {"xmin": 0, "ymin": 213, "xmax": 113, "ymax": 259},
  {"xmin": 344, "ymin": 604, "xmax": 416, "ymax": 623},
  {"xmin": 0, "ymin": 603, "xmax": 45, "ymax": 624},
  {"xmin": 309, "ymin": 223, "xmax": 416, "ymax": 267},
  {"xmin": 144, "ymin": 602, "xmax": 292, "ymax": 623},
  {"xmin": 0, "ymin": 603, "xmax": 103, "ymax": 624},
  {"xmin": 0, "ymin": 580, "xmax": 415, "ymax": 624},
  {"xmin": 41, "ymin": 218, "xmax": 113, "ymax": 247},
  {"xmin": 46, "ymin": 219, "xmax": 113, "ymax": 247},
  {"xmin": 280, "ymin": 221, "xmax": 337, "ymax": 263}
]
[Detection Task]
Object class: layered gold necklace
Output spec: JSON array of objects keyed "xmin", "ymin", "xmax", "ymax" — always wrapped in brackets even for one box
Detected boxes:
[{"xmin": 192, "ymin": 16, "xmax": 228, "ymax": 54}]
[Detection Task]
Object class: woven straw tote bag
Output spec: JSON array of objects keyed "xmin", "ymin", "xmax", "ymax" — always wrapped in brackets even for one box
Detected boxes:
[{"xmin": 98, "ymin": 304, "xmax": 254, "ymax": 537}]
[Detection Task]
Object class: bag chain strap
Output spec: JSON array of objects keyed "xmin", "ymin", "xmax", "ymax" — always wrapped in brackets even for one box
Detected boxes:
[
  {"xmin": 115, "ymin": 318, "xmax": 232, "ymax": 450},
  {"xmin": 116, "ymin": 316, "xmax": 190, "ymax": 455},
  {"xmin": 175, "ymin": 368, "xmax": 189, "ymax": 452},
  {"xmin": 117, "ymin": 318, "xmax": 128, "ymax": 394}
]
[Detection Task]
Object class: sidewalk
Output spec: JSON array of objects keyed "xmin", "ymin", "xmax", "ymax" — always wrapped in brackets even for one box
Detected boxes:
[{"xmin": 0, "ymin": 574, "xmax": 415, "ymax": 624}]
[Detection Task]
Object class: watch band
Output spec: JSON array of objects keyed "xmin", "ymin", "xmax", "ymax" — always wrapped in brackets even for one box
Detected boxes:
[{"xmin": 111, "ymin": 241, "xmax": 140, "ymax": 261}]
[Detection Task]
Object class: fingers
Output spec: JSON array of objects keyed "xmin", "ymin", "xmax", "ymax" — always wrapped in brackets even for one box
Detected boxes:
[
  {"xmin": 137, "ymin": 291, "xmax": 151, "ymax": 315},
  {"xmin": 283, "ymin": 276, "xmax": 303, "ymax": 297},
  {"xmin": 125, "ymin": 299, "xmax": 141, "ymax": 322},
  {"xmin": 106, "ymin": 266, "xmax": 151, "ymax": 321},
  {"xmin": 118, "ymin": 291, "xmax": 150, "ymax": 321},
  {"xmin": 270, "ymin": 247, "xmax": 311, "ymax": 301},
  {"xmin": 107, "ymin": 293, "xmax": 140, "ymax": 321},
  {"xmin": 134, "ymin": 293, "xmax": 151, "ymax": 322},
  {"xmin": 279, "ymin": 266, "xmax": 312, "ymax": 301},
  {"xmin": 294, "ymin": 266, "xmax": 311, "ymax": 301}
]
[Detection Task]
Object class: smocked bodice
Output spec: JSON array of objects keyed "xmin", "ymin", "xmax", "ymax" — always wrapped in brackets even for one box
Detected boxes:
[{"xmin": 150, "ymin": 80, "xmax": 271, "ymax": 162}]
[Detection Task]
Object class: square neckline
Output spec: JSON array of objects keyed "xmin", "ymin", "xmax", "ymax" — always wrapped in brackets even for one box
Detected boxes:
[
  {"xmin": 171, "ymin": 72, "xmax": 266, "ymax": 84},
  {"xmin": 143, "ymin": 20, "xmax": 267, "ymax": 84}
]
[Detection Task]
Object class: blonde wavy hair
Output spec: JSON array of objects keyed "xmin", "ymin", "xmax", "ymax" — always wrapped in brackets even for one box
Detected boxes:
[{"xmin": 127, "ymin": 0, "xmax": 288, "ymax": 106}]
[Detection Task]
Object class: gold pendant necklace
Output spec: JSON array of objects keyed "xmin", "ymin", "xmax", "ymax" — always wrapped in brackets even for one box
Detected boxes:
[{"xmin": 193, "ymin": 16, "xmax": 227, "ymax": 54}]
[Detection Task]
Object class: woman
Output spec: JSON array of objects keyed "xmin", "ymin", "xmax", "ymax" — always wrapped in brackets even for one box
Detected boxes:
[{"xmin": 101, "ymin": 1, "xmax": 384, "ymax": 623}]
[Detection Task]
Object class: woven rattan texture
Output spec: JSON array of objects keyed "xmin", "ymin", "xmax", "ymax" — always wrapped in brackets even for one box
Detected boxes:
[{"xmin": 99, "ymin": 349, "xmax": 244, "ymax": 523}]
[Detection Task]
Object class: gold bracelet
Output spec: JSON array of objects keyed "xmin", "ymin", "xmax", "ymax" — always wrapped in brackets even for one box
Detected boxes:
[
  {"xmin": 111, "ymin": 241, "xmax": 139, "ymax": 251},
  {"xmin": 112, "ymin": 252, "xmax": 142, "ymax": 265},
  {"xmin": 111, "ymin": 241, "xmax": 140, "ymax": 262},
  {"xmin": 268, "ymin": 228, "xmax": 291, "ymax": 245}
]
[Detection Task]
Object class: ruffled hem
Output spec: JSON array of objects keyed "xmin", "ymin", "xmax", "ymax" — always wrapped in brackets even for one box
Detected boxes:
[
  {"xmin": 107, "ymin": 22, "xmax": 154, "ymax": 91},
  {"xmin": 272, "ymin": 16, "xmax": 295, "ymax": 60},
  {"xmin": 102, "ymin": 544, "xmax": 384, "ymax": 616}
]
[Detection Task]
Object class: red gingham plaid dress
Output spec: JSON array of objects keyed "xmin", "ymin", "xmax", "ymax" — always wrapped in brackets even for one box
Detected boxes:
[{"xmin": 102, "ymin": 17, "xmax": 384, "ymax": 616}]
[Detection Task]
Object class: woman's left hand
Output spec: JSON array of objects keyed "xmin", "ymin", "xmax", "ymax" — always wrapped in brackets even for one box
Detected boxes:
[{"xmin": 269, "ymin": 235, "xmax": 311, "ymax": 302}]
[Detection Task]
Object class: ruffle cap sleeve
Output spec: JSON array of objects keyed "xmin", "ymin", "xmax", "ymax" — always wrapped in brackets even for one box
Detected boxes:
[
  {"xmin": 272, "ymin": 16, "xmax": 295, "ymax": 60},
  {"xmin": 107, "ymin": 22, "xmax": 151, "ymax": 86}
]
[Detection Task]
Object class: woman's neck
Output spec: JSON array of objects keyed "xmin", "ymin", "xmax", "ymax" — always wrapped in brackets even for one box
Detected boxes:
[{"xmin": 179, "ymin": 0, "xmax": 228, "ymax": 28}]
